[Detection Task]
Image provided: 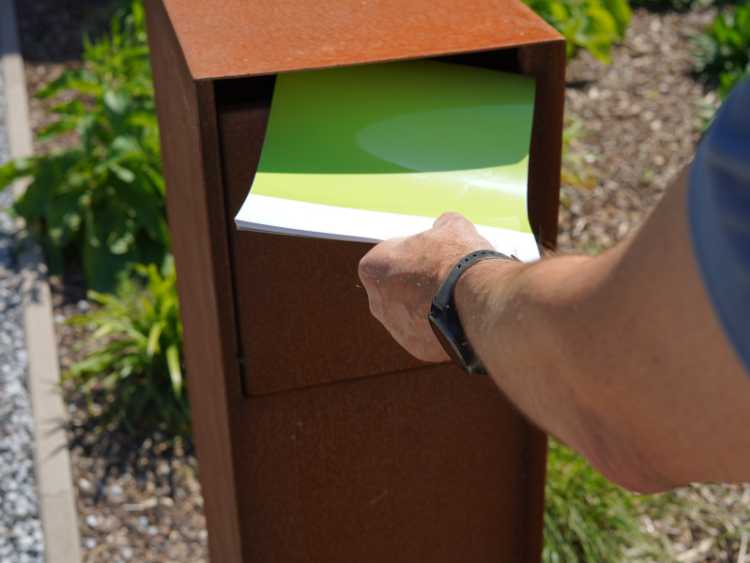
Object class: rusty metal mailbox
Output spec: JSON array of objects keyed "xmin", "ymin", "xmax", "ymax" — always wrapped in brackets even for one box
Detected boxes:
[{"xmin": 144, "ymin": 1, "xmax": 565, "ymax": 561}]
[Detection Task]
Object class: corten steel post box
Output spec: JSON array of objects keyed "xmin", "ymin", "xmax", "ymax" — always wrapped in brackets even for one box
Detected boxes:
[{"xmin": 144, "ymin": 1, "xmax": 565, "ymax": 561}]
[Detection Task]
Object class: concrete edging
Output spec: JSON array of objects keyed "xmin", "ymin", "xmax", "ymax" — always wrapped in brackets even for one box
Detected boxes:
[{"xmin": 0, "ymin": 1, "xmax": 82, "ymax": 562}]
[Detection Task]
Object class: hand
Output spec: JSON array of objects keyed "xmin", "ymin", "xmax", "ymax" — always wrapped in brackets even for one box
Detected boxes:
[{"xmin": 358, "ymin": 212, "xmax": 494, "ymax": 362}]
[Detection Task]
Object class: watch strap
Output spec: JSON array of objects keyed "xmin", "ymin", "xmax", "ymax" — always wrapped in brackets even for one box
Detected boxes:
[{"xmin": 430, "ymin": 249, "xmax": 517, "ymax": 375}]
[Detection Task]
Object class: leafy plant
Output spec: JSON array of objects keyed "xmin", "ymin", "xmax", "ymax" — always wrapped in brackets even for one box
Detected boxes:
[
  {"xmin": 694, "ymin": 2, "xmax": 750, "ymax": 98},
  {"xmin": 543, "ymin": 441, "xmax": 656, "ymax": 562},
  {"xmin": 65, "ymin": 258, "xmax": 188, "ymax": 442},
  {"xmin": 0, "ymin": 0, "xmax": 166, "ymax": 291},
  {"xmin": 524, "ymin": 0, "xmax": 631, "ymax": 62}
]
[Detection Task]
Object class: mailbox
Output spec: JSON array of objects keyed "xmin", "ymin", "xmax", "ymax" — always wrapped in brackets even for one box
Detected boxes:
[{"xmin": 145, "ymin": 1, "xmax": 565, "ymax": 561}]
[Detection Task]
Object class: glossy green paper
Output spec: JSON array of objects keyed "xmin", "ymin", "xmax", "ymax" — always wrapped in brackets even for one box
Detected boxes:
[{"xmin": 253, "ymin": 60, "xmax": 535, "ymax": 233}]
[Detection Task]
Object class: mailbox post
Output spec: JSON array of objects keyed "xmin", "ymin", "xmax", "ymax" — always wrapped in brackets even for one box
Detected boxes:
[{"xmin": 145, "ymin": 1, "xmax": 565, "ymax": 561}]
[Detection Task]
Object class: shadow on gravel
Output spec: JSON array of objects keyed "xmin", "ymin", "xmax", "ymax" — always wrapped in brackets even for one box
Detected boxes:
[
  {"xmin": 15, "ymin": 0, "xmax": 124, "ymax": 63},
  {"xmin": 65, "ymin": 415, "xmax": 194, "ymax": 504},
  {"xmin": 630, "ymin": 0, "xmax": 742, "ymax": 13}
]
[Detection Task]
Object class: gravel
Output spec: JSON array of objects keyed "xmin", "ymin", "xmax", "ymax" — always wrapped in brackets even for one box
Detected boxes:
[
  {"xmin": 0, "ymin": 65, "xmax": 45, "ymax": 562},
  {"xmin": 53, "ymin": 301, "xmax": 209, "ymax": 563}
]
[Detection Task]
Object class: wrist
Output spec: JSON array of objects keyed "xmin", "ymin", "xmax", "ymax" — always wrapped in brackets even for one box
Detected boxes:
[
  {"xmin": 453, "ymin": 258, "xmax": 527, "ymax": 346},
  {"xmin": 454, "ymin": 258, "xmax": 525, "ymax": 310}
]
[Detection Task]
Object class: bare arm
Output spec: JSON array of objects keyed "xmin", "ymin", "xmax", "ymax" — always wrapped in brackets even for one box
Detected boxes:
[{"xmin": 359, "ymin": 170, "xmax": 750, "ymax": 493}]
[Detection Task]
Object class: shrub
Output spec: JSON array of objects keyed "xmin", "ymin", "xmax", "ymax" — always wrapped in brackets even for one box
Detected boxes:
[
  {"xmin": 524, "ymin": 0, "xmax": 631, "ymax": 62},
  {"xmin": 694, "ymin": 2, "xmax": 750, "ymax": 98},
  {"xmin": 65, "ymin": 258, "xmax": 188, "ymax": 443},
  {"xmin": 543, "ymin": 441, "xmax": 655, "ymax": 562},
  {"xmin": 0, "ymin": 0, "xmax": 166, "ymax": 291}
]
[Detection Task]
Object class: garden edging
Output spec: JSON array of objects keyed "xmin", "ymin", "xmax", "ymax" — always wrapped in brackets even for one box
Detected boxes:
[{"xmin": 0, "ymin": 1, "xmax": 82, "ymax": 562}]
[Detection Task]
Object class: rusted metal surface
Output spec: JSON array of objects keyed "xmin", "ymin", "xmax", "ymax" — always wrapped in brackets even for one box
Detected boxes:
[
  {"xmin": 145, "ymin": 2, "xmax": 244, "ymax": 561},
  {"xmin": 233, "ymin": 364, "xmax": 544, "ymax": 562},
  {"xmin": 162, "ymin": 0, "xmax": 562, "ymax": 80},
  {"xmin": 146, "ymin": 0, "xmax": 564, "ymax": 560}
]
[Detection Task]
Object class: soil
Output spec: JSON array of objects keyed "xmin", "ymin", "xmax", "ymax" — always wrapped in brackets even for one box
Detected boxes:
[
  {"xmin": 52, "ymin": 294, "xmax": 208, "ymax": 563},
  {"xmin": 559, "ymin": 8, "xmax": 719, "ymax": 253},
  {"xmin": 15, "ymin": 1, "xmax": 747, "ymax": 562}
]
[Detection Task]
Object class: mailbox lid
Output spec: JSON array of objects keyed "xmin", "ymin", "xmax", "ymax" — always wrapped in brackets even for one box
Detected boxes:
[{"xmin": 161, "ymin": 0, "xmax": 561, "ymax": 81}]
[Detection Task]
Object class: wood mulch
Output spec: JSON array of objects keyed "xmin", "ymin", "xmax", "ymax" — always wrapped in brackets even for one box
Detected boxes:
[{"xmin": 16, "ymin": 1, "xmax": 748, "ymax": 561}]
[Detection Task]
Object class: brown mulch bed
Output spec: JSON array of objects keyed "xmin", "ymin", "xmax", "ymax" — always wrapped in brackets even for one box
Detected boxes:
[
  {"xmin": 51, "ymin": 282, "xmax": 208, "ymax": 563},
  {"xmin": 16, "ymin": 2, "xmax": 748, "ymax": 562},
  {"xmin": 559, "ymin": 8, "xmax": 718, "ymax": 253}
]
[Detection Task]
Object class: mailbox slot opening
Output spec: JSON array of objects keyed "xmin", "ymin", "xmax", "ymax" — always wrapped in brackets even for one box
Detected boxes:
[{"xmin": 213, "ymin": 45, "xmax": 561, "ymax": 398}]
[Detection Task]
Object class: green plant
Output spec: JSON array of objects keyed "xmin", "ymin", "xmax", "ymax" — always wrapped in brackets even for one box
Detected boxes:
[
  {"xmin": 524, "ymin": 0, "xmax": 631, "ymax": 62},
  {"xmin": 694, "ymin": 2, "xmax": 750, "ymax": 98},
  {"xmin": 65, "ymin": 258, "xmax": 188, "ymax": 442},
  {"xmin": 543, "ymin": 441, "xmax": 654, "ymax": 562},
  {"xmin": 562, "ymin": 116, "xmax": 597, "ymax": 190},
  {"xmin": 0, "ymin": 0, "xmax": 166, "ymax": 291}
]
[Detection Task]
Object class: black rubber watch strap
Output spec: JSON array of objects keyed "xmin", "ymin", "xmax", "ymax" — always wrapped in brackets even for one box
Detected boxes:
[{"xmin": 429, "ymin": 249, "xmax": 517, "ymax": 375}]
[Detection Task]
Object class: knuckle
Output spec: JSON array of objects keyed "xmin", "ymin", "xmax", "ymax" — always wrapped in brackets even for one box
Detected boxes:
[
  {"xmin": 434, "ymin": 211, "xmax": 465, "ymax": 227},
  {"xmin": 358, "ymin": 253, "xmax": 380, "ymax": 284}
]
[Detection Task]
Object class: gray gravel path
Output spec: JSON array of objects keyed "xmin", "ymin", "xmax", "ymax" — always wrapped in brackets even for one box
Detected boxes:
[{"xmin": 0, "ymin": 63, "xmax": 45, "ymax": 562}]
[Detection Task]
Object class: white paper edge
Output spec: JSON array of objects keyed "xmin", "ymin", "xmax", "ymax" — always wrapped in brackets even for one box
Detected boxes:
[{"xmin": 235, "ymin": 193, "xmax": 540, "ymax": 262}]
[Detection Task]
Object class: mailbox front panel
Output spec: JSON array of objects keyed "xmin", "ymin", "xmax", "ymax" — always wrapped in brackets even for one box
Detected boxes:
[{"xmin": 233, "ymin": 363, "xmax": 546, "ymax": 563}]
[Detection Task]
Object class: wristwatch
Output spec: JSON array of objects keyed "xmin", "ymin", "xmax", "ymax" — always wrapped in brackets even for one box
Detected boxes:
[{"xmin": 428, "ymin": 249, "xmax": 517, "ymax": 375}]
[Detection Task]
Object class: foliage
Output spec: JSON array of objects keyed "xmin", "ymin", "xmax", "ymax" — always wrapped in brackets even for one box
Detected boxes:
[
  {"xmin": 694, "ymin": 2, "xmax": 750, "ymax": 98},
  {"xmin": 524, "ymin": 0, "xmax": 631, "ymax": 62},
  {"xmin": 543, "ymin": 441, "xmax": 655, "ymax": 562},
  {"xmin": 65, "ymin": 259, "xmax": 189, "ymax": 443},
  {"xmin": 562, "ymin": 116, "xmax": 597, "ymax": 190},
  {"xmin": 0, "ymin": 0, "xmax": 166, "ymax": 291}
]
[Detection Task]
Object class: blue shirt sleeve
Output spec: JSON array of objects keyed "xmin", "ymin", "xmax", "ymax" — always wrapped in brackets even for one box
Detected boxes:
[{"xmin": 688, "ymin": 78, "xmax": 750, "ymax": 374}]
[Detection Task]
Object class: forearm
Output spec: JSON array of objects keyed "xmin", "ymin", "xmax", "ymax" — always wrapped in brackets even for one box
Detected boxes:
[
  {"xmin": 455, "ymin": 253, "xmax": 627, "ymax": 481},
  {"xmin": 455, "ymin": 172, "xmax": 750, "ymax": 492}
]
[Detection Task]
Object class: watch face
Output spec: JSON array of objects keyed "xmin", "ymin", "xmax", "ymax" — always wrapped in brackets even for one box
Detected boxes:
[{"xmin": 428, "ymin": 313, "xmax": 469, "ymax": 370}]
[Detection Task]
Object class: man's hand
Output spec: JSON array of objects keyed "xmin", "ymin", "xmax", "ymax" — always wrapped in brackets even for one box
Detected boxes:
[{"xmin": 358, "ymin": 212, "xmax": 494, "ymax": 362}]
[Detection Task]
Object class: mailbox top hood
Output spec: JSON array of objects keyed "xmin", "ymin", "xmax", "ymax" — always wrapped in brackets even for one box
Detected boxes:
[{"xmin": 157, "ymin": 0, "xmax": 562, "ymax": 82}]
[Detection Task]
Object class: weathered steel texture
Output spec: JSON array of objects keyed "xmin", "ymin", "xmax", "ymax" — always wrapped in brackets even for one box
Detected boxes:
[
  {"xmin": 144, "ymin": 1, "xmax": 244, "ymax": 561},
  {"xmin": 146, "ymin": 0, "xmax": 564, "ymax": 560},
  {"xmin": 233, "ymin": 364, "xmax": 543, "ymax": 562},
  {"xmin": 519, "ymin": 42, "xmax": 566, "ymax": 250},
  {"xmin": 162, "ymin": 0, "xmax": 562, "ymax": 80}
]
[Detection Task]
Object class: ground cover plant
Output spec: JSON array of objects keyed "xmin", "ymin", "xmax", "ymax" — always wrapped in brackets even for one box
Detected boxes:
[
  {"xmin": 543, "ymin": 441, "xmax": 660, "ymax": 562},
  {"xmin": 64, "ymin": 259, "xmax": 188, "ymax": 492},
  {"xmin": 694, "ymin": 1, "xmax": 750, "ymax": 96},
  {"xmin": 0, "ymin": 0, "xmax": 164, "ymax": 292}
]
